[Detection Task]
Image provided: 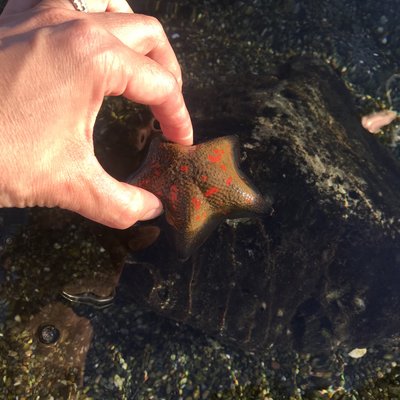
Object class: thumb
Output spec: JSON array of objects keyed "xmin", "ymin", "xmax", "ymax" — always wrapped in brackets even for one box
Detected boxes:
[{"xmin": 62, "ymin": 160, "xmax": 163, "ymax": 229}]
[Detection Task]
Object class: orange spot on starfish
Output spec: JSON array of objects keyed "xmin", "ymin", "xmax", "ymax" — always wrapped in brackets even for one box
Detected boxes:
[
  {"xmin": 205, "ymin": 187, "xmax": 219, "ymax": 197},
  {"xmin": 169, "ymin": 184, "xmax": 178, "ymax": 206},
  {"xmin": 208, "ymin": 148, "xmax": 224, "ymax": 163},
  {"xmin": 191, "ymin": 197, "xmax": 202, "ymax": 210},
  {"xmin": 195, "ymin": 211, "xmax": 207, "ymax": 222},
  {"xmin": 208, "ymin": 154, "xmax": 220, "ymax": 163},
  {"xmin": 180, "ymin": 165, "xmax": 189, "ymax": 173}
]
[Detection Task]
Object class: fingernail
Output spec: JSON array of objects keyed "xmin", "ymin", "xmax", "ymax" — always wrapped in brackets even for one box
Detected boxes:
[
  {"xmin": 181, "ymin": 131, "xmax": 194, "ymax": 146},
  {"xmin": 175, "ymin": 126, "xmax": 194, "ymax": 146},
  {"xmin": 140, "ymin": 204, "xmax": 164, "ymax": 221}
]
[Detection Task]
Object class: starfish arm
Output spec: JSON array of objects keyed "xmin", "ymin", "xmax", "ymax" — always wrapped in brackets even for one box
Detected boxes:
[{"xmin": 173, "ymin": 213, "xmax": 225, "ymax": 261}]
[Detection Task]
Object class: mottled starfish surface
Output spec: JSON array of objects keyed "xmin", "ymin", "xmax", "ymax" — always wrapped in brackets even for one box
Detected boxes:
[{"xmin": 128, "ymin": 134, "xmax": 271, "ymax": 260}]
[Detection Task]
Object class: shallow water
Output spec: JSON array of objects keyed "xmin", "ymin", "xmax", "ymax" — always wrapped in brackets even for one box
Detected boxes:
[{"xmin": 1, "ymin": 1, "xmax": 400, "ymax": 399}]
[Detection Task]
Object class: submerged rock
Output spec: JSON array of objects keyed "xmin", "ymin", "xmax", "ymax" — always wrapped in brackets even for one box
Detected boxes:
[
  {"xmin": 1, "ymin": 302, "xmax": 93, "ymax": 399},
  {"xmin": 123, "ymin": 58, "xmax": 400, "ymax": 362}
]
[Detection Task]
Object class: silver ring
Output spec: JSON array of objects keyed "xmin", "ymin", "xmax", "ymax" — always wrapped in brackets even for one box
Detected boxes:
[{"xmin": 70, "ymin": 0, "xmax": 88, "ymax": 12}]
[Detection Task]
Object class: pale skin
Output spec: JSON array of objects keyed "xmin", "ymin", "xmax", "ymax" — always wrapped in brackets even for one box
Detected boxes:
[{"xmin": 0, "ymin": 0, "xmax": 193, "ymax": 228}]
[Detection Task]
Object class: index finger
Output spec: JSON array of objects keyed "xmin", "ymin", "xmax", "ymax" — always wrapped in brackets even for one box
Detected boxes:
[{"xmin": 104, "ymin": 43, "xmax": 193, "ymax": 145}]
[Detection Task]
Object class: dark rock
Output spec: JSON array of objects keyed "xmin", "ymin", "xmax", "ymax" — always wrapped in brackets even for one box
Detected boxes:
[{"xmin": 122, "ymin": 57, "xmax": 400, "ymax": 358}]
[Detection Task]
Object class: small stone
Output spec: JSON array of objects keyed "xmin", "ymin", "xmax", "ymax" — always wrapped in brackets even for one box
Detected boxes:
[
  {"xmin": 348, "ymin": 348, "xmax": 367, "ymax": 359},
  {"xmin": 113, "ymin": 374, "xmax": 124, "ymax": 390}
]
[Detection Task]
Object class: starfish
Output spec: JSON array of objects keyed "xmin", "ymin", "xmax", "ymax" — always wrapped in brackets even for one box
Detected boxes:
[{"xmin": 128, "ymin": 134, "xmax": 271, "ymax": 260}]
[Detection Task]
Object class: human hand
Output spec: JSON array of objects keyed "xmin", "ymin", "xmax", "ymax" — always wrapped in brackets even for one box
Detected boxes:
[{"xmin": 0, "ymin": 0, "xmax": 193, "ymax": 228}]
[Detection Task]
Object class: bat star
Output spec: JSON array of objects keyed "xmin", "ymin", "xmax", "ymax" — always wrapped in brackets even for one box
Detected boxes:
[{"xmin": 128, "ymin": 134, "xmax": 271, "ymax": 260}]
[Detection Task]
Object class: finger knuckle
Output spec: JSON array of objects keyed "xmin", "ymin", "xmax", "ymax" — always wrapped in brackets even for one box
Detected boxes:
[
  {"xmin": 33, "ymin": 7, "xmax": 73, "ymax": 26},
  {"xmin": 23, "ymin": 10, "xmax": 107, "ymax": 67},
  {"xmin": 162, "ymin": 72, "xmax": 180, "ymax": 98},
  {"xmin": 64, "ymin": 20, "xmax": 119, "ymax": 78},
  {"xmin": 62, "ymin": 18, "xmax": 103, "ymax": 54},
  {"xmin": 144, "ymin": 15, "xmax": 166, "ymax": 39}
]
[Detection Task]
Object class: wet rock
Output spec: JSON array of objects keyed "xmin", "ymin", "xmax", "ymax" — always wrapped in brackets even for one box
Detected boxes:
[
  {"xmin": 122, "ymin": 57, "xmax": 400, "ymax": 360},
  {"xmin": 0, "ymin": 210, "xmax": 129, "ymax": 397},
  {"xmin": 1, "ymin": 302, "xmax": 92, "ymax": 398}
]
